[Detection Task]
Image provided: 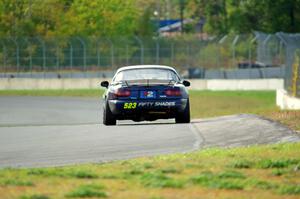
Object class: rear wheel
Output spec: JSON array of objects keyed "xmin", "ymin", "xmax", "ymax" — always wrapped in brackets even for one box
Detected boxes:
[
  {"xmin": 103, "ymin": 101, "xmax": 116, "ymax": 126},
  {"xmin": 175, "ymin": 100, "xmax": 190, "ymax": 123}
]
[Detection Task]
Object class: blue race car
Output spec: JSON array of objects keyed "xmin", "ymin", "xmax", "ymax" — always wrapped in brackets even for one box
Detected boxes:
[{"xmin": 100, "ymin": 65, "xmax": 190, "ymax": 125}]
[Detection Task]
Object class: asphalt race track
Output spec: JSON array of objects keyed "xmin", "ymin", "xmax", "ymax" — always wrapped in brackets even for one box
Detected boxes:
[{"xmin": 0, "ymin": 96, "xmax": 299, "ymax": 168}]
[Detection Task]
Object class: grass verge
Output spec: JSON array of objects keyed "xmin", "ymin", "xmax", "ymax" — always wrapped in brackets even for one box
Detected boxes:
[{"xmin": 0, "ymin": 143, "xmax": 299, "ymax": 199}]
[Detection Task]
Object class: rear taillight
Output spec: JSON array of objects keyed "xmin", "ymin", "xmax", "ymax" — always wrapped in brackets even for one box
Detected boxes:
[
  {"xmin": 114, "ymin": 89, "xmax": 131, "ymax": 98},
  {"xmin": 165, "ymin": 89, "xmax": 181, "ymax": 96}
]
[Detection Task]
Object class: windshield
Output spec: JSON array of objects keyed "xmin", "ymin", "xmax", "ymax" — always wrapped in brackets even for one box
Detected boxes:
[{"xmin": 113, "ymin": 68, "xmax": 180, "ymax": 82}]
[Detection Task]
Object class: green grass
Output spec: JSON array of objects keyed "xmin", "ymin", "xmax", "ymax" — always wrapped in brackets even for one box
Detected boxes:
[
  {"xmin": 27, "ymin": 168, "xmax": 98, "ymax": 179},
  {"xmin": 228, "ymin": 158, "xmax": 300, "ymax": 169},
  {"xmin": 19, "ymin": 194, "xmax": 50, "ymax": 199},
  {"xmin": 140, "ymin": 171, "xmax": 184, "ymax": 188},
  {"xmin": 229, "ymin": 159, "xmax": 254, "ymax": 169},
  {"xmin": 279, "ymin": 185, "xmax": 300, "ymax": 195},
  {"xmin": 65, "ymin": 184, "xmax": 107, "ymax": 198},
  {"xmin": 189, "ymin": 90, "xmax": 276, "ymax": 118},
  {"xmin": 0, "ymin": 143, "xmax": 299, "ymax": 199},
  {"xmin": 0, "ymin": 179, "xmax": 34, "ymax": 186},
  {"xmin": 190, "ymin": 171, "xmax": 245, "ymax": 190},
  {"xmin": 0, "ymin": 89, "xmax": 104, "ymax": 97},
  {"xmin": 258, "ymin": 159, "xmax": 300, "ymax": 169}
]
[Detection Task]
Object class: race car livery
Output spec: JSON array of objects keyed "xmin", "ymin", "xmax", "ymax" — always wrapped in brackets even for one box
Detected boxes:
[{"xmin": 101, "ymin": 65, "xmax": 190, "ymax": 125}]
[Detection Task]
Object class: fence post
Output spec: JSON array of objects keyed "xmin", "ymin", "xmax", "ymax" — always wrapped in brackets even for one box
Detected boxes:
[
  {"xmin": 186, "ymin": 43, "xmax": 191, "ymax": 67},
  {"xmin": 68, "ymin": 40, "xmax": 73, "ymax": 73},
  {"xmin": 170, "ymin": 42, "xmax": 174, "ymax": 66},
  {"xmin": 279, "ymin": 41, "xmax": 284, "ymax": 65},
  {"xmin": 55, "ymin": 41, "xmax": 60, "ymax": 71},
  {"xmin": 125, "ymin": 42, "xmax": 129, "ymax": 66},
  {"xmin": 248, "ymin": 35, "xmax": 257, "ymax": 67},
  {"xmin": 10, "ymin": 38, "xmax": 20, "ymax": 75},
  {"xmin": 262, "ymin": 34, "xmax": 271, "ymax": 65},
  {"xmin": 134, "ymin": 36, "xmax": 144, "ymax": 64},
  {"xmin": 232, "ymin": 35, "xmax": 239, "ymax": 68},
  {"xmin": 156, "ymin": 38, "xmax": 160, "ymax": 64},
  {"xmin": 76, "ymin": 37, "xmax": 86, "ymax": 71},
  {"xmin": 96, "ymin": 38, "xmax": 101, "ymax": 67},
  {"xmin": 276, "ymin": 33, "xmax": 289, "ymax": 90},
  {"xmin": 106, "ymin": 38, "xmax": 114, "ymax": 68},
  {"xmin": 36, "ymin": 37, "xmax": 46, "ymax": 76},
  {"xmin": 24, "ymin": 38, "xmax": 33, "ymax": 75},
  {"xmin": 218, "ymin": 35, "xmax": 227, "ymax": 68},
  {"xmin": 1, "ymin": 41, "xmax": 6, "ymax": 75}
]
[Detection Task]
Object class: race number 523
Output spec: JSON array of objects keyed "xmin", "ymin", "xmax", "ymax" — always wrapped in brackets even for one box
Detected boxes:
[{"xmin": 124, "ymin": 102, "xmax": 137, "ymax": 109}]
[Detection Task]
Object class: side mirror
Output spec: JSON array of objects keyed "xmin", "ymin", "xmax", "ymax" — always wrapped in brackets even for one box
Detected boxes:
[
  {"xmin": 182, "ymin": 80, "xmax": 190, "ymax": 87},
  {"xmin": 100, "ymin": 81, "xmax": 109, "ymax": 88}
]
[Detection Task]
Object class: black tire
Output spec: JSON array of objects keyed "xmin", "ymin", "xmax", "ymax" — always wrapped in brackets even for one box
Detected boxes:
[
  {"xmin": 103, "ymin": 101, "xmax": 116, "ymax": 126},
  {"xmin": 175, "ymin": 99, "xmax": 190, "ymax": 123}
]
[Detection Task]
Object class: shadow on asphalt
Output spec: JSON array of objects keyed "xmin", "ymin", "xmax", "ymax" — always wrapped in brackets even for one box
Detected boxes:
[{"xmin": 117, "ymin": 121, "xmax": 175, "ymax": 126}]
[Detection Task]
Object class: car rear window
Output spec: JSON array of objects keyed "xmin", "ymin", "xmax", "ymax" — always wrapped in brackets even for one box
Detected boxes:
[{"xmin": 113, "ymin": 68, "xmax": 180, "ymax": 82}]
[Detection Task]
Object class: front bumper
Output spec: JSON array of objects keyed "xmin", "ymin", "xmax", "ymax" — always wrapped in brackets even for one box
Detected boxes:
[{"xmin": 108, "ymin": 98, "xmax": 188, "ymax": 116}]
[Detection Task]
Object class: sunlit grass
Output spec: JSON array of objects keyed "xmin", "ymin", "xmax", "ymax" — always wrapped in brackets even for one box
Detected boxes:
[
  {"xmin": 189, "ymin": 90, "xmax": 276, "ymax": 118},
  {"xmin": 0, "ymin": 89, "xmax": 104, "ymax": 97},
  {"xmin": 0, "ymin": 143, "xmax": 299, "ymax": 199}
]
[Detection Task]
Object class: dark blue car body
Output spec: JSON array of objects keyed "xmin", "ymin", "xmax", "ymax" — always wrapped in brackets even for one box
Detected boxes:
[{"xmin": 101, "ymin": 65, "xmax": 190, "ymax": 125}]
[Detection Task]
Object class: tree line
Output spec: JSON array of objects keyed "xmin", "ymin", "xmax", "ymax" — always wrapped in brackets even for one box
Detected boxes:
[{"xmin": 0, "ymin": 0, "xmax": 299, "ymax": 37}]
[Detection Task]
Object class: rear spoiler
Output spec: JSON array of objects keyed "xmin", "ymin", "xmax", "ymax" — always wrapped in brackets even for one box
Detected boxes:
[{"xmin": 115, "ymin": 79, "xmax": 177, "ymax": 86}]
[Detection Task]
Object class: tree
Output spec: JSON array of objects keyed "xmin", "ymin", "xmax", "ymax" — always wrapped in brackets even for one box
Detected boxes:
[
  {"xmin": 57, "ymin": 0, "xmax": 139, "ymax": 37},
  {"xmin": 0, "ymin": 0, "xmax": 67, "ymax": 37}
]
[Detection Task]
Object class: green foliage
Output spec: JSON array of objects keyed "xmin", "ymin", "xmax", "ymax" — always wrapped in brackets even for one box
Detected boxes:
[
  {"xmin": 279, "ymin": 185, "xmax": 300, "ymax": 195},
  {"xmin": 124, "ymin": 168, "xmax": 144, "ymax": 176},
  {"xmin": 159, "ymin": 167, "xmax": 181, "ymax": 174},
  {"xmin": 0, "ymin": 0, "xmax": 66, "ymax": 37},
  {"xmin": 217, "ymin": 170, "xmax": 246, "ymax": 179},
  {"xmin": 229, "ymin": 158, "xmax": 299, "ymax": 170},
  {"xmin": 0, "ymin": 179, "xmax": 34, "ymax": 186},
  {"xmin": 66, "ymin": 184, "xmax": 107, "ymax": 198},
  {"xmin": 1, "ymin": 0, "xmax": 299, "ymax": 37},
  {"xmin": 59, "ymin": 0, "xmax": 139, "ymax": 37},
  {"xmin": 250, "ymin": 180, "xmax": 278, "ymax": 190},
  {"xmin": 258, "ymin": 159, "xmax": 299, "ymax": 169},
  {"xmin": 190, "ymin": 171, "xmax": 245, "ymax": 190},
  {"xmin": 27, "ymin": 168, "xmax": 98, "ymax": 179},
  {"xmin": 187, "ymin": 0, "xmax": 300, "ymax": 34},
  {"xmin": 229, "ymin": 159, "xmax": 254, "ymax": 169},
  {"xmin": 143, "ymin": 162, "xmax": 154, "ymax": 169},
  {"xmin": 140, "ymin": 171, "xmax": 184, "ymax": 188},
  {"xmin": 0, "ymin": 0, "xmax": 141, "ymax": 37},
  {"xmin": 271, "ymin": 169, "xmax": 288, "ymax": 176},
  {"xmin": 136, "ymin": 6, "xmax": 156, "ymax": 36},
  {"xmin": 19, "ymin": 194, "xmax": 50, "ymax": 199}
]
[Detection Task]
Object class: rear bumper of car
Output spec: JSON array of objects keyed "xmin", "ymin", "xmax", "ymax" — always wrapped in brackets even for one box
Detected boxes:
[{"xmin": 108, "ymin": 98, "xmax": 188, "ymax": 116}]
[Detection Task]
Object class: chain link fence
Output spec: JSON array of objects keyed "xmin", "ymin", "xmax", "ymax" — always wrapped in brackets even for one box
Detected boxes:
[
  {"xmin": 0, "ymin": 33, "xmax": 299, "ymax": 97},
  {"xmin": 0, "ymin": 35, "xmax": 268, "ymax": 73},
  {"xmin": 276, "ymin": 32, "xmax": 300, "ymax": 97}
]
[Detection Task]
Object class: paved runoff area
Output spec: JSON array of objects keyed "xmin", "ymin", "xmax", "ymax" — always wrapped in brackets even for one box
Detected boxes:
[{"xmin": 0, "ymin": 96, "xmax": 299, "ymax": 168}]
